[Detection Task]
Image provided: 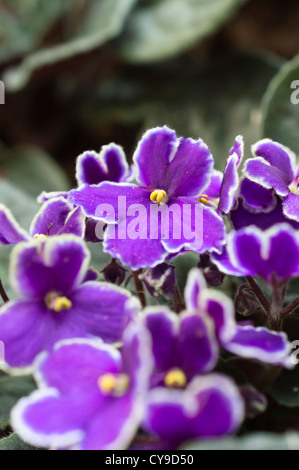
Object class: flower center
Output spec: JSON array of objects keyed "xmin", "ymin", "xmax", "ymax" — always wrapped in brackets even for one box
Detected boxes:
[
  {"xmin": 98, "ymin": 373, "xmax": 129, "ymax": 397},
  {"xmin": 33, "ymin": 234, "xmax": 47, "ymax": 239},
  {"xmin": 198, "ymin": 194, "xmax": 209, "ymax": 205},
  {"xmin": 150, "ymin": 189, "xmax": 168, "ymax": 205},
  {"xmin": 45, "ymin": 292, "xmax": 72, "ymax": 312},
  {"xmin": 164, "ymin": 368, "xmax": 187, "ymax": 388}
]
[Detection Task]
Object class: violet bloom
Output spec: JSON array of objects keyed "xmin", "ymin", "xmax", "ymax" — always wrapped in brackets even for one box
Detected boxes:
[
  {"xmin": 212, "ymin": 223, "xmax": 299, "ymax": 287},
  {"xmin": 243, "ymin": 139, "xmax": 299, "ymax": 222},
  {"xmin": 0, "ymin": 198, "xmax": 85, "ymax": 245},
  {"xmin": 142, "ymin": 306, "xmax": 244, "ymax": 447},
  {"xmin": 11, "ymin": 322, "xmax": 152, "ymax": 450},
  {"xmin": 201, "ymin": 135, "xmax": 244, "ymax": 214},
  {"xmin": 0, "ymin": 235, "xmax": 139, "ymax": 370},
  {"xmin": 69, "ymin": 126, "xmax": 226, "ymax": 269}
]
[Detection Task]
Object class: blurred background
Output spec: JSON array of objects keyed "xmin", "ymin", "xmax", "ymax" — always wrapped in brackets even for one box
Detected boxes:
[{"xmin": 0, "ymin": 0, "xmax": 298, "ymax": 199}]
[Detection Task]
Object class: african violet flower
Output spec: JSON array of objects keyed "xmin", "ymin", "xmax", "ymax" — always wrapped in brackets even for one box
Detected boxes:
[
  {"xmin": 69, "ymin": 126, "xmax": 226, "ymax": 269},
  {"xmin": 0, "ymin": 235, "xmax": 139, "ymax": 370},
  {"xmin": 11, "ymin": 321, "xmax": 152, "ymax": 450},
  {"xmin": 0, "ymin": 197, "xmax": 85, "ymax": 245},
  {"xmin": 243, "ymin": 139, "xmax": 299, "ymax": 222},
  {"xmin": 212, "ymin": 223, "xmax": 299, "ymax": 286}
]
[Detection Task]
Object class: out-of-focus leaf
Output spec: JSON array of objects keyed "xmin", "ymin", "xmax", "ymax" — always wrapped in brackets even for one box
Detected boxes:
[
  {"xmin": 117, "ymin": 0, "xmax": 247, "ymax": 63},
  {"xmin": 0, "ymin": 433, "xmax": 37, "ymax": 450},
  {"xmin": 270, "ymin": 365, "xmax": 299, "ymax": 408},
  {"xmin": 181, "ymin": 432, "xmax": 299, "ymax": 450},
  {"xmin": 82, "ymin": 55, "xmax": 280, "ymax": 166},
  {"xmin": 4, "ymin": 0, "xmax": 138, "ymax": 91},
  {"xmin": 173, "ymin": 252, "xmax": 199, "ymax": 300},
  {"xmin": 3, "ymin": 146, "xmax": 71, "ymax": 198},
  {"xmin": 0, "ymin": 0, "xmax": 71, "ymax": 62},
  {"xmin": 262, "ymin": 55, "xmax": 299, "ymax": 155},
  {"xmin": 0, "ymin": 373, "xmax": 36, "ymax": 429},
  {"xmin": 0, "ymin": 179, "xmax": 38, "ymax": 230}
]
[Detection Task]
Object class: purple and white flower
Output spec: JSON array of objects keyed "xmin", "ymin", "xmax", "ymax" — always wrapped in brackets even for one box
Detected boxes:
[
  {"xmin": 70, "ymin": 126, "xmax": 226, "ymax": 269},
  {"xmin": 0, "ymin": 235, "xmax": 139, "ymax": 370},
  {"xmin": 11, "ymin": 321, "xmax": 152, "ymax": 450}
]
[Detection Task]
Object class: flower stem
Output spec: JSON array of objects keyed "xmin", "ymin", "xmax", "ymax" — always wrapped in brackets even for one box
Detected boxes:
[
  {"xmin": 245, "ymin": 277, "xmax": 270, "ymax": 315},
  {"xmin": 0, "ymin": 279, "xmax": 9, "ymax": 304},
  {"xmin": 281, "ymin": 297, "xmax": 299, "ymax": 319},
  {"xmin": 132, "ymin": 270, "xmax": 146, "ymax": 308}
]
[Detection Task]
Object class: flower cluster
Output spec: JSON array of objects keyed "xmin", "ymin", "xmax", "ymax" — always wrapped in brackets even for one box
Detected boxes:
[{"xmin": 0, "ymin": 126, "xmax": 299, "ymax": 450}]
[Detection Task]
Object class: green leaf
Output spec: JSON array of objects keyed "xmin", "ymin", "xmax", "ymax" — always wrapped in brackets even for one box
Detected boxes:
[
  {"xmin": 0, "ymin": 179, "xmax": 39, "ymax": 230},
  {"xmin": 269, "ymin": 364, "xmax": 299, "ymax": 408},
  {"xmin": 0, "ymin": 0, "xmax": 72, "ymax": 62},
  {"xmin": 117, "ymin": 0, "xmax": 247, "ymax": 63},
  {"xmin": 173, "ymin": 252, "xmax": 199, "ymax": 299},
  {"xmin": 0, "ymin": 433, "xmax": 37, "ymax": 450},
  {"xmin": 0, "ymin": 373, "xmax": 36, "ymax": 429},
  {"xmin": 262, "ymin": 55, "xmax": 299, "ymax": 154},
  {"xmin": 3, "ymin": 146, "xmax": 71, "ymax": 198},
  {"xmin": 0, "ymin": 245, "xmax": 13, "ymax": 300},
  {"xmin": 4, "ymin": 0, "xmax": 138, "ymax": 92},
  {"xmin": 181, "ymin": 432, "xmax": 299, "ymax": 450}
]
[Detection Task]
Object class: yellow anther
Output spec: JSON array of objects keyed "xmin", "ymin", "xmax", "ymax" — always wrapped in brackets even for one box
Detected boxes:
[
  {"xmin": 98, "ymin": 373, "xmax": 129, "ymax": 396},
  {"xmin": 45, "ymin": 292, "xmax": 72, "ymax": 312},
  {"xmin": 150, "ymin": 189, "xmax": 168, "ymax": 205},
  {"xmin": 164, "ymin": 368, "xmax": 187, "ymax": 388},
  {"xmin": 33, "ymin": 234, "xmax": 47, "ymax": 239},
  {"xmin": 198, "ymin": 197, "xmax": 208, "ymax": 205}
]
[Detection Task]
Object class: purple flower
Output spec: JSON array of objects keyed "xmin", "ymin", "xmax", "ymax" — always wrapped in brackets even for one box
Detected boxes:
[
  {"xmin": 0, "ymin": 198, "xmax": 85, "ymax": 246},
  {"xmin": 0, "ymin": 235, "xmax": 139, "ymax": 370},
  {"xmin": 212, "ymin": 223, "xmax": 299, "ymax": 287},
  {"xmin": 243, "ymin": 139, "xmax": 299, "ymax": 222},
  {"xmin": 141, "ymin": 306, "xmax": 243, "ymax": 447},
  {"xmin": 11, "ymin": 322, "xmax": 152, "ymax": 450},
  {"xmin": 69, "ymin": 126, "xmax": 225, "ymax": 269}
]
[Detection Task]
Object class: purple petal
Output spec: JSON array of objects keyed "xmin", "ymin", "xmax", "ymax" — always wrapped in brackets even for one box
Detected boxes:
[
  {"xmin": 144, "ymin": 308, "xmax": 177, "ymax": 372},
  {"xmin": 200, "ymin": 290, "xmax": 236, "ymax": 343},
  {"xmin": 184, "ymin": 268, "xmax": 206, "ymax": 311},
  {"xmin": 212, "ymin": 246, "xmax": 248, "ymax": 277},
  {"xmin": 140, "ymin": 263, "xmax": 175, "ymax": 299},
  {"xmin": 11, "ymin": 236, "xmax": 90, "ymax": 299},
  {"xmin": 11, "ymin": 390, "xmax": 86, "ymax": 449},
  {"xmin": 68, "ymin": 282, "xmax": 140, "ymax": 344},
  {"xmin": 76, "ymin": 144, "xmax": 130, "ymax": 186},
  {"xmin": 37, "ymin": 191, "xmax": 68, "ymax": 203},
  {"xmin": 282, "ymin": 193, "xmax": 299, "ymax": 222},
  {"xmin": 0, "ymin": 204, "xmax": 29, "ymax": 245},
  {"xmin": 202, "ymin": 170, "xmax": 223, "ymax": 198},
  {"xmin": 161, "ymin": 200, "xmax": 225, "ymax": 255},
  {"xmin": 252, "ymin": 139, "xmax": 296, "ymax": 185},
  {"xmin": 218, "ymin": 136, "xmax": 244, "ymax": 213},
  {"xmin": 239, "ymin": 179, "xmax": 276, "ymax": 213},
  {"xmin": 243, "ymin": 157, "xmax": 289, "ymax": 197},
  {"xmin": 178, "ymin": 313, "xmax": 218, "ymax": 376},
  {"xmin": 30, "ymin": 198, "xmax": 85, "ymax": 238},
  {"xmin": 0, "ymin": 300, "xmax": 57, "ymax": 369},
  {"xmin": 81, "ymin": 394, "xmax": 138, "ymax": 450},
  {"xmin": 143, "ymin": 374, "xmax": 244, "ymax": 447},
  {"xmin": 224, "ymin": 325, "xmax": 293, "ymax": 368},
  {"xmin": 133, "ymin": 127, "xmax": 213, "ymax": 198}
]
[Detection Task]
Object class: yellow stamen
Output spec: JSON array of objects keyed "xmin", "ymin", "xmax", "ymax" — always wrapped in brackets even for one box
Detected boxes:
[
  {"xmin": 198, "ymin": 194, "xmax": 209, "ymax": 205},
  {"xmin": 45, "ymin": 292, "xmax": 72, "ymax": 312},
  {"xmin": 164, "ymin": 368, "xmax": 187, "ymax": 388},
  {"xmin": 150, "ymin": 189, "xmax": 168, "ymax": 205},
  {"xmin": 98, "ymin": 373, "xmax": 129, "ymax": 396},
  {"xmin": 33, "ymin": 234, "xmax": 47, "ymax": 239}
]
